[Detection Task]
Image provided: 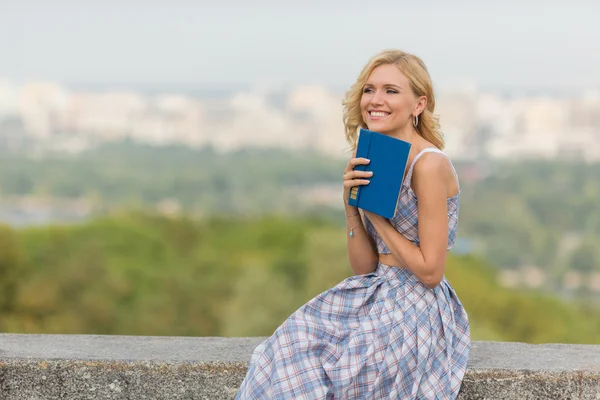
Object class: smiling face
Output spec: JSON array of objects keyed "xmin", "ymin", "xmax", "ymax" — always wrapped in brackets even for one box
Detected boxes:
[{"xmin": 360, "ymin": 63, "xmax": 424, "ymax": 137}]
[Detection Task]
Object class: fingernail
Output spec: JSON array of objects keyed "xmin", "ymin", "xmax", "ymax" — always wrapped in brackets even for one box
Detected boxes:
[{"xmin": 367, "ymin": 171, "xmax": 373, "ymax": 175}]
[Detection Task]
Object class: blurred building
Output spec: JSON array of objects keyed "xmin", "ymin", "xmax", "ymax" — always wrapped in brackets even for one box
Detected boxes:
[{"xmin": 0, "ymin": 78, "xmax": 598, "ymax": 161}]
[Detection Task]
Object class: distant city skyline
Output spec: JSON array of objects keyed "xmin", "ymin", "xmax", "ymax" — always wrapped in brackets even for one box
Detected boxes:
[
  {"xmin": 1, "ymin": 1, "xmax": 599, "ymax": 92},
  {"xmin": 1, "ymin": 74, "xmax": 599, "ymax": 162}
]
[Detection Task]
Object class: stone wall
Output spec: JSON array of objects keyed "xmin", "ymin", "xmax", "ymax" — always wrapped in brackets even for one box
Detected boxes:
[{"xmin": 1, "ymin": 334, "xmax": 599, "ymax": 399}]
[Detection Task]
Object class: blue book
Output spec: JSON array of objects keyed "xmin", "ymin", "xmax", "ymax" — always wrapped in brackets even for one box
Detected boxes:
[{"xmin": 348, "ymin": 128, "xmax": 412, "ymax": 219}]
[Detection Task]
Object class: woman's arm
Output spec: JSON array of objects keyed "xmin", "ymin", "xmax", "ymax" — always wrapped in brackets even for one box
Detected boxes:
[
  {"xmin": 343, "ymin": 156, "xmax": 379, "ymax": 275},
  {"xmin": 363, "ymin": 154, "xmax": 452, "ymax": 288},
  {"xmin": 344, "ymin": 205, "xmax": 379, "ymax": 275}
]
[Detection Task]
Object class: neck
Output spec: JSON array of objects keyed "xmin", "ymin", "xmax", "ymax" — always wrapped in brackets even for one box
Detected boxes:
[{"xmin": 388, "ymin": 125, "xmax": 418, "ymax": 143}]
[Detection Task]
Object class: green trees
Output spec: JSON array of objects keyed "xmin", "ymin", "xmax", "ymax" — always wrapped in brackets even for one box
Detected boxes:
[
  {"xmin": 0, "ymin": 212, "xmax": 598, "ymax": 344},
  {"xmin": 569, "ymin": 237, "xmax": 599, "ymax": 274},
  {"xmin": 0, "ymin": 224, "xmax": 22, "ymax": 314}
]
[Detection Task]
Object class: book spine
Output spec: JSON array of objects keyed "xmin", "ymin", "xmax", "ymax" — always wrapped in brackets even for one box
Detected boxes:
[{"xmin": 347, "ymin": 130, "xmax": 371, "ymax": 208}]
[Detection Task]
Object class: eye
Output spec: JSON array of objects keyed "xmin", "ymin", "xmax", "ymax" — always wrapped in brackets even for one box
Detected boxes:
[
  {"xmin": 386, "ymin": 89, "xmax": 398, "ymax": 94},
  {"xmin": 362, "ymin": 87, "xmax": 374, "ymax": 93}
]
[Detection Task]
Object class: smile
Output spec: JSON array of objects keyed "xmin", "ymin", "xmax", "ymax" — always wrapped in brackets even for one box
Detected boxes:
[{"xmin": 369, "ymin": 111, "xmax": 390, "ymax": 119}]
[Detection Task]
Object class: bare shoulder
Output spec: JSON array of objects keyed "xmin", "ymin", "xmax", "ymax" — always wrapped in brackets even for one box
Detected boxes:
[
  {"xmin": 416, "ymin": 150, "xmax": 450, "ymax": 173},
  {"xmin": 411, "ymin": 150, "xmax": 457, "ymax": 196}
]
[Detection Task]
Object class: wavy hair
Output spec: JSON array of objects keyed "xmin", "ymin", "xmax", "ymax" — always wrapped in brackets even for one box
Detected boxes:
[{"xmin": 342, "ymin": 49, "xmax": 444, "ymax": 150}]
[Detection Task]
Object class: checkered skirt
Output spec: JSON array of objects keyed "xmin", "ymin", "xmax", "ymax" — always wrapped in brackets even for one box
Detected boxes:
[{"xmin": 235, "ymin": 264, "xmax": 471, "ymax": 399}]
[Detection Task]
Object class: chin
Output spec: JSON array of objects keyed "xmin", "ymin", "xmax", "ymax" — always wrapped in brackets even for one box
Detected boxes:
[{"xmin": 366, "ymin": 124, "xmax": 391, "ymax": 134}]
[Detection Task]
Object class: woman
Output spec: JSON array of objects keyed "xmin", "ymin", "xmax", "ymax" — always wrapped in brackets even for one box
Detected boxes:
[{"xmin": 236, "ymin": 49, "xmax": 471, "ymax": 399}]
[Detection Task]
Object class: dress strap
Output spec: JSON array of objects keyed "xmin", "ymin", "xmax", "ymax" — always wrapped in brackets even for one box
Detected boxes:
[{"xmin": 404, "ymin": 148, "xmax": 459, "ymax": 189}]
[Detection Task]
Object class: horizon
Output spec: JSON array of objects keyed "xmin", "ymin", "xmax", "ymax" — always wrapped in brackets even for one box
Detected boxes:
[{"xmin": 3, "ymin": 78, "xmax": 598, "ymax": 100}]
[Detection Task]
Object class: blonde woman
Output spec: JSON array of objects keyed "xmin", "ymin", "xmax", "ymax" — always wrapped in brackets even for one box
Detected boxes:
[{"xmin": 236, "ymin": 49, "xmax": 471, "ymax": 399}]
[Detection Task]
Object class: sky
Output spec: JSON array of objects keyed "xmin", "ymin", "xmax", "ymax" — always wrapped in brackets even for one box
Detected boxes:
[{"xmin": 0, "ymin": 0, "xmax": 599, "ymax": 92}]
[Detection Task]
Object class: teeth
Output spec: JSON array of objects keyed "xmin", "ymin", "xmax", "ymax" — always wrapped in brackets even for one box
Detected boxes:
[{"xmin": 370, "ymin": 111, "xmax": 389, "ymax": 117}]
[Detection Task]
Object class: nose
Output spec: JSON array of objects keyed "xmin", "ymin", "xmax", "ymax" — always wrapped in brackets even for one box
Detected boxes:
[{"xmin": 370, "ymin": 89, "xmax": 385, "ymax": 106}]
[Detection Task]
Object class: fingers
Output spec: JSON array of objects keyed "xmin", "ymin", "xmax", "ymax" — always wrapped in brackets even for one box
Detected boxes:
[
  {"xmin": 343, "ymin": 156, "xmax": 372, "ymax": 189},
  {"xmin": 343, "ymin": 157, "xmax": 370, "ymax": 174},
  {"xmin": 343, "ymin": 168, "xmax": 373, "ymax": 190},
  {"xmin": 343, "ymin": 170, "xmax": 373, "ymax": 180},
  {"xmin": 348, "ymin": 157, "xmax": 370, "ymax": 169},
  {"xmin": 344, "ymin": 157, "xmax": 373, "ymax": 189},
  {"xmin": 343, "ymin": 179, "xmax": 370, "ymax": 188}
]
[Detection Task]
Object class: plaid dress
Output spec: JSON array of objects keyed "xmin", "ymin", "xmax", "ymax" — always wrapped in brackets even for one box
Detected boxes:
[{"xmin": 236, "ymin": 148, "xmax": 471, "ymax": 399}]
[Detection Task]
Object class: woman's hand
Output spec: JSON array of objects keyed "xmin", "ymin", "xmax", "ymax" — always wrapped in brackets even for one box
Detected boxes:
[{"xmin": 342, "ymin": 152, "xmax": 372, "ymax": 206}]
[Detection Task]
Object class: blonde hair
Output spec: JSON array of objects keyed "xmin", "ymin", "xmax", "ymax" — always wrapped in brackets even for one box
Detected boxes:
[{"xmin": 342, "ymin": 49, "xmax": 444, "ymax": 150}]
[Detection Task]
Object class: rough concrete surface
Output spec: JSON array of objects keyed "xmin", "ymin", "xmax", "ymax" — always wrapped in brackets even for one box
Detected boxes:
[{"xmin": 1, "ymin": 334, "xmax": 599, "ymax": 399}]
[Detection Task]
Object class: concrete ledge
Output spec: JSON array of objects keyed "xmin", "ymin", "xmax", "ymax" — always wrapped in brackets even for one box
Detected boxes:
[{"xmin": 1, "ymin": 334, "xmax": 599, "ymax": 399}]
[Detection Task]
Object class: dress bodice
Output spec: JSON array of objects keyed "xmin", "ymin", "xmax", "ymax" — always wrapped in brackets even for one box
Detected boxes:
[{"xmin": 364, "ymin": 148, "xmax": 460, "ymax": 254}]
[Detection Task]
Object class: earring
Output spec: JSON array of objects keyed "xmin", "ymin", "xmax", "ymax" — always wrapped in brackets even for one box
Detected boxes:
[{"xmin": 413, "ymin": 115, "xmax": 419, "ymax": 127}]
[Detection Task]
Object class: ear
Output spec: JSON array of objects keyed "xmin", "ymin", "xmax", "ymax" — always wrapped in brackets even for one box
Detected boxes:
[{"xmin": 414, "ymin": 95, "xmax": 427, "ymax": 117}]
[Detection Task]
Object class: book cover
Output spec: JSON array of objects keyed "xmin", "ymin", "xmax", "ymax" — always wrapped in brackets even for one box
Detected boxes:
[{"xmin": 347, "ymin": 128, "xmax": 412, "ymax": 219}]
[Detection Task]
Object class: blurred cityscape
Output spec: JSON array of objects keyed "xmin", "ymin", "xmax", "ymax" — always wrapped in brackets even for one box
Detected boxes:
[{"xmin": 1, "ymin": 78, "xmax": 599, "ymax": 161}]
